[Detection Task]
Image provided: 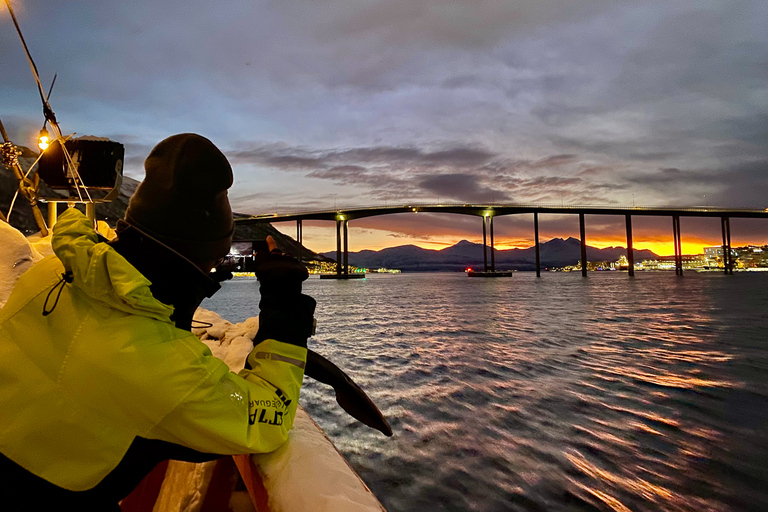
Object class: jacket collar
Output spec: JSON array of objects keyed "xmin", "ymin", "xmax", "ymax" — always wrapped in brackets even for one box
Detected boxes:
[
  {"xmin": 51, "ymin": 209, "xmax": 175, "ymax": 321},
  {"xmin": 108, "ymin": 222, "xmax": 221, "ymax": 330}
]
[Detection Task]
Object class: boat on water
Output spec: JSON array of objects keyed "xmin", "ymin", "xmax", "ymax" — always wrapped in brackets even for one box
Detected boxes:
[
  {"xmin": 467, "ymin": 270, "xmax": 514, "ymax": 277},
  {"xmin": 319, "ymin": 272, "xmax": 366, "ymax": 279},
  {"xmin": 465, "ymin": 266, "xmax": 514, "ymax": 277}
]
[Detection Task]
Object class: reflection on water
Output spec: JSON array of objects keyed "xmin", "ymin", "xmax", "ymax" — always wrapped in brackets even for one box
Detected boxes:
[{"xmin": 202, "ymin": 272, "xmax": 768, "ymax": 512}]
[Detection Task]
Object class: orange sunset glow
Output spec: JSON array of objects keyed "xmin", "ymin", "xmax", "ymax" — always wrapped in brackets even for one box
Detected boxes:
[{"xmin": 275, "ymin": 222, "xmax": 768, "ymax": 257}]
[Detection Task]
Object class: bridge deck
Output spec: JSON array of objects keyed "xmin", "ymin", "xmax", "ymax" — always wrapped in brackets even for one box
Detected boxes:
[
  {"xmin": 236, "ymin": 204, "xmax": 768, "ymax": 224},
  {"xmin": 233, "ymin": 203, "xmax": 766, "ymax": 278}
]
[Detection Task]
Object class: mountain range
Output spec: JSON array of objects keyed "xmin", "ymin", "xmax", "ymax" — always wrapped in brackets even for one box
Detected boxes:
[{"xmin": 322, "ymin": 239, "xmax": 658, "ymax": 271}]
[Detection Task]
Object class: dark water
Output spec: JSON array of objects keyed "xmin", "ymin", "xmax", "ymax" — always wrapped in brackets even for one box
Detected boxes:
[{"xmin": 202, "ymin": 271, "xmax": 768, "ymax": 512}]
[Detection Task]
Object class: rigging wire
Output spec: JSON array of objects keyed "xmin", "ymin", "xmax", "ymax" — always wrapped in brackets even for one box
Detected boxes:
[{"xmin": 4, "ymin": 0, "xmax": 94, "ymax": 206}]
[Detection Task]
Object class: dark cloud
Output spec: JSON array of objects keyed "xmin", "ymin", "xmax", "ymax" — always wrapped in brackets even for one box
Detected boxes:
[
  {"xmin": 518, "ymin": 176, "xmax": 583, "ymax": 188},
  {"xmin": 3, "ymin": 0, "xmax": 766, "ymax": 249},
  {"xmin": 353, "ymin": 212, "xmax": 485, "ymax": 241},
  {"xmin": 527, "ymin": 1, "xmax": 768, "ymax": 176},
  {"xmin": 550, "ymin": 136, "xmax": 684, "ymax": 163},
  {"xmin": 419, "ymin": 173, "xmax": 510, "ymax": 203},
  {"xmin": 419, "ymin": 148, "xmax": 495, "ymax": 167},
  {"xmin": 712, "ymin": 161, "xmax": 768, "ymax": 208},
  {"xmin": 527, "ymin": 154, "xmax": 578, "ymax": 168},
  {"xmin": 626, "ymin": 159, "xmax": 768, "ymax": 208},
  {"xmin": 228, "ymin": 146, "xmax": 325, "ymax": 170},
  {"xmin": 262, "ymin": 155, "xmax": 325, "ymax": 170},
  {"xmin": 227, "ymin": 140, "xmax": 635, "ymax": 205},
  {"xmin": 313, "ymin": 165, "xmax": 368, "ymax": 177},
  {"xmin": 229, "ymin": 144, "xmax": 495, "ymax": 171},
  {"xmin": 306, "ymin": 166, "xmax": 417, "ymax": 198}
]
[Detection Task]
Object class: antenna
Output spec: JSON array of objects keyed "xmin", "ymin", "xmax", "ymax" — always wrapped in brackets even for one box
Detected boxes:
[{"xmin": 3, "ymin": 0, "xmax": 60, "ymax": 133}]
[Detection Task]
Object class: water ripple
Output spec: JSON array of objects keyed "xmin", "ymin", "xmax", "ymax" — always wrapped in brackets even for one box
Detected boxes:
[{"xmin": 202, "ymin": 272, "xmax": 768, "ymax": 512}]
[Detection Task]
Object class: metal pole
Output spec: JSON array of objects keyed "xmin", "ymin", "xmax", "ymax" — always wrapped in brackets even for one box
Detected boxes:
[
  {"xmin": 48, "ymin": 201, "xmax": 57, "ymax": 230},
  {"xmin": 579, "ymin": 213, "xmax": 587, "ymax": 277},
  {"xmin": 297, "ymin": 219, "xmax": 302, "ymax": 263},
  {"xmin": 721, "ymin": 217, "xmax": 728, "ymax": 274},
  {"xmin": 534, "ymin": 212, "xmax": 541, "ymax": 277},
  {"xmin": 85, "ymin": 202, "xmax": 96, "ymax": 227},
  {"xmin": 673, "ymin": 215, "xmax": 682, "ymax": 276},
  {"xmin": 489, "ymin": 215, "xmax": 495, "ymax": 272},
  {"xmin": 336, "ymin": 219, "xmax": 342, "ymax": 275},
  {"xmin": 678, "ymin": 216, "xmax": 682, "ymax": 275},
  {"xmin": 672, "ymin": 216, "xmax": 678, "ymax": 275},
  {"xmin": 625, "ymin": 214, "xmax": 634, "ymax": 276},
  {"xmin": 482, "ymin": 217, "xmax": 488, "ymax": 272},
  {"xmin": 343, "ymin": 220, "xmax": 349, "ymax": 275},
  {"xmin": 680, "ymin": 217, "xmax": 684, "ymax": 274},
  {"xmin": 725, "ymin": 217, "xmax": 733, "ymax": 274}
]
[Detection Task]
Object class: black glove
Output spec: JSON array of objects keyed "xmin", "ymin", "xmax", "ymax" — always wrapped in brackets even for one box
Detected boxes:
[{"xmin": 253, "ymin": 249, "xmax": 316, "ymax": 348}]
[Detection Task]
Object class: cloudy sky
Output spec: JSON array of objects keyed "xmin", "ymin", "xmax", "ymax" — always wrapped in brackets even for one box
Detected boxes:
[{"xmin": 2, "ymin": 0, "xmax": 766, "ymax": 253}]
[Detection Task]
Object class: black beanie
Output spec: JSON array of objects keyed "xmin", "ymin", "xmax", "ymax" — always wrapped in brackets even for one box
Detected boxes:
[{"xmin": 123, "ymin": 133, "xmax": 234, "ymax": 264}]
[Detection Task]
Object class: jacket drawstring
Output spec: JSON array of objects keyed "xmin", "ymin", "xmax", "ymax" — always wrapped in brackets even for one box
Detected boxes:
[{"xmin": 42, "ymin": 271, "xmax": 74, "ymax": 316}]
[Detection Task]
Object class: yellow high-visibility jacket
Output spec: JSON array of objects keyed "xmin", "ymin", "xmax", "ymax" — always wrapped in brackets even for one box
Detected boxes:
[{"xmin": 0, "ymin": 209, "xmax": 305, "ymax": 491}]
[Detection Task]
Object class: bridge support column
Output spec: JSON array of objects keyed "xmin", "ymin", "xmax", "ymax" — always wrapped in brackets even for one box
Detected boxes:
[
  {"xmin": 625, "ymin": 214, "xmax": 634, "ymax": 276},
  {"xmin": 721, "ymin": 216, "xmax": 732, "ymax": 275},
  {"xmin": 296, "ymin": 220, "xmax": 303, "ymax": 263},
  {"xmin": 726, "ymin": 218, "xmax": 733, "ymax": 274},
  {"xmin": 534, "ymin": 212, "xmax": 541, "ymax": 277},
  {"xmin": 343, "ymin": 220, "xmax": 349, "ymax": 275},
  {"xmin": 673, "ymin": 215, "xmax": 683, "ymax": 276},
  {"xmin": 489, "ymin": 215, "xmax": 495, "ymax": 272},
  {"xmin": 335, "ymin": 219, "xmax": 342, "ymax": 275},
  {"xmin": 579, "ymin": 213, "xmax": 587, "ymax": 277},
  {"xmin": 482, "ymin": 216, "xmax": 488, "ymax": 272}
]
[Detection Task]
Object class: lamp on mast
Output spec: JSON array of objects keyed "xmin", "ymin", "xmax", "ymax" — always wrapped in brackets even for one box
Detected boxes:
[{"xmin": 38, "ymin": 127, "xmax": 49, "ymax": 151}]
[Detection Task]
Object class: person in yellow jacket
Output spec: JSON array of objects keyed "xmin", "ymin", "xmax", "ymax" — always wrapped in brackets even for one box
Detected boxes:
[{"xmin": 0, "ymin": 134, "xmax": 316, "ymax": 510}]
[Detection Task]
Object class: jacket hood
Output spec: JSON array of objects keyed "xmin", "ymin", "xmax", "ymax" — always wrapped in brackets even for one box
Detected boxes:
[{"xmin": 51, "ymin": 209, "xmax": 174, "ymax": 321}]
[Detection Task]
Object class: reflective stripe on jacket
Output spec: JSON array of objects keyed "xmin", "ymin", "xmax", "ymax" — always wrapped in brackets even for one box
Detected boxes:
[{"xmin": 0, "ymin": 209, "xmax": 305, "ymax": 491}]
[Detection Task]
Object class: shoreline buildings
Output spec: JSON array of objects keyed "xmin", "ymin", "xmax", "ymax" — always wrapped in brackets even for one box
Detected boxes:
[{"xmin": 559, "ymin": 245, "xmax": 768, "ymax": 272}]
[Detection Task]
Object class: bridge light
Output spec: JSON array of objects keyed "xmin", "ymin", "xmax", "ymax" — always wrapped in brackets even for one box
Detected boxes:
[{"xmin": 412, "ymin": 207, "xmax": 417, "ymax": 213}]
